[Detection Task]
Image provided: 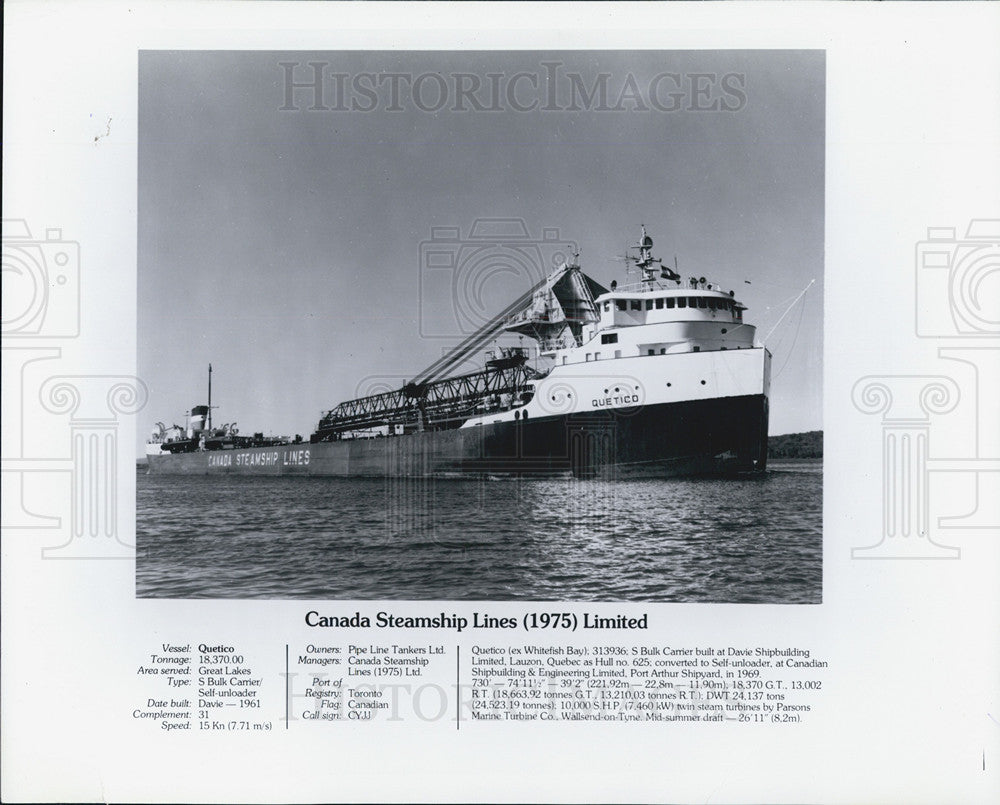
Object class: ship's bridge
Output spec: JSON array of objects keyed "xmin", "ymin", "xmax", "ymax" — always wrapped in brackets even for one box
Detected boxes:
[
  {"xmin": 550, "ymin": 280, "xmax": 757, "ymax": 365},
  {"xmin": 597, "ymin": 285, "xmax": 745, "ymax": 327}
]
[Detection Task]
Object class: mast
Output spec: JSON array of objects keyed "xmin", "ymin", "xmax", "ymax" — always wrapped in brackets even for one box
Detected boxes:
[
  {"xmin": 207, "ymin": 363, "xmax": 212, "ymax": 430},
  {"xmin": 627, "ymin": 225, "xmax": 681, "ymax": 285}
]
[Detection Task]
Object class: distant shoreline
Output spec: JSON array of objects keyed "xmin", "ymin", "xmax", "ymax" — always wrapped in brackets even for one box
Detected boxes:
[{"xmin": 767, "ymin": 430, "xmax": 822, "ymax": 459}]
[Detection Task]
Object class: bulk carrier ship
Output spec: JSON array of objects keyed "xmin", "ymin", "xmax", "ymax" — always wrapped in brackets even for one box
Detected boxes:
[{"xmin": 146, "ymin": 227, "xmax": 770, "ymax": 479}]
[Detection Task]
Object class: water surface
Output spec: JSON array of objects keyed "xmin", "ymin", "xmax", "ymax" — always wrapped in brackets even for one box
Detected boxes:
[{"xmin": 136, "ymin": 460, "xmax": 821, "ymax": 603}]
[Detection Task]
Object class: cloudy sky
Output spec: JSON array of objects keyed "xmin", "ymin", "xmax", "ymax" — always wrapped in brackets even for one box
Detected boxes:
[{"xmin": 138, "ymin": 50, "xmax": 823, "ymax": 452}]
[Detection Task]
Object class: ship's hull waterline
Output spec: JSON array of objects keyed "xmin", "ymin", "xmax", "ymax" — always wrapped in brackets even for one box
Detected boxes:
[{"xmin": 145, "ymin": 393, "xmax": 769, "ymax": 480}]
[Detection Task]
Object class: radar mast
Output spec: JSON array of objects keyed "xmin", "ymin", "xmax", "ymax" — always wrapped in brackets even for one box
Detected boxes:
[{"xmin": 625, "ymin": 225, "xmax": 681, "ymax": 286}]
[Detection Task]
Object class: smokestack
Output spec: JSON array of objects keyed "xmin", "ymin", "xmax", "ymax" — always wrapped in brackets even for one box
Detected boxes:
[{"xmin": 188, "ymin": 405, "xmax": 209, "ymax": 436}]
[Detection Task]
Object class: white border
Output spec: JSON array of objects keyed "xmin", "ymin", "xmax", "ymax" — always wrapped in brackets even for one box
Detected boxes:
[{"xmin": 4, "ymin": 2, "xmax": 999, "ymax": 803}]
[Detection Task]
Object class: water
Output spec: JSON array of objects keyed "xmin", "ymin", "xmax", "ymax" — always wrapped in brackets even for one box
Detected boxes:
[{"xmin": 136, "ymin": 460, "xmax": 821, "ymax": 603}]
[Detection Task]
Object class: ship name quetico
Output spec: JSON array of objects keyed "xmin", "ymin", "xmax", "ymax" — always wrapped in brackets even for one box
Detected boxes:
[{"xmin": 592, "ymin": 393, "xmax": 640, "ymax": 408}]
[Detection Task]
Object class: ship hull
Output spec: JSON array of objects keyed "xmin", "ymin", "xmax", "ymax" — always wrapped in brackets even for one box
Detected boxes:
[{"xmin": 145, "ymin": 393, "xmax": 768, "ymax": 479}]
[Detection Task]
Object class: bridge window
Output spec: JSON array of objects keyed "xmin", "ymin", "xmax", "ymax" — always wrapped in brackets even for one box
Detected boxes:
[
  {"xmin": 594, "ymin": 352, "xmax": 601, "ymax": 360},
  {"xmin": 677, "ymin": 298, "xmax": 687, "ymax": 308},
  {"xmin": 647, "ymin": 349, "xmax": 655, "ymax": 356},
  {"xmin": 601, "ymin": 332, "xmax": 618, "ymax": 345},
  {"xmin": 667, "ymin": 298, "xmax": 675, "ymax": 309},
  {"xmin": 616, "ymin": 300, "xmax": 627, "ymax": 311},
  {"xmin": 586, "ymin": 353, "xmax": 592, "ymax": 361},
  {"xmin": 630, "ymin": 300, "xmax": 641, "ymax": 311},
  {"xmin": 708, "ymin": 299, "xmax": 717, "ymax": 310},
  {"xmin": 603, "ymin": 301, "xmax": 610, "ymax": 312},
  {"xmin": 645, "ymin": 299, "xmax": 653, "ymax": 310},
  {"xmin": 655, "ymin": 298, "xmax": 664, "ymax": 309},
  {"xmin": 660, "ymin": 348, "xmax": 666, "ymax": 354}
]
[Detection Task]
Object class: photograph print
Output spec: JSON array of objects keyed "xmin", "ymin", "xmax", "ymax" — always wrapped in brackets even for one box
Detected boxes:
[{"xmin": 137, "ymin": 50, "xmax": 824, "ymax": 603}]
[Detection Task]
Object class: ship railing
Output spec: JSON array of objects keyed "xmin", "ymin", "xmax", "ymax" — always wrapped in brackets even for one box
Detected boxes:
[{"xmin": 607, "ymin": 278, "xmax": 730, "ymax": 294}]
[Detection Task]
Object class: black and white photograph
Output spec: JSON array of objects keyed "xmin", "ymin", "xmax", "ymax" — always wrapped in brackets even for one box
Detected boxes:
[
  {"xmin": 136, "ymin": 50, "xmax": 824, "ymax": 602},
  {"xmin": 4, "ymin": 3, "xmax": 1000, "ymax": 803}
]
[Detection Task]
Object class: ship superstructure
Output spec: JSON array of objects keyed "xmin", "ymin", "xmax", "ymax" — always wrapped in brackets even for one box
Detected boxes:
[{"xmin": 147, "ymin": 226, "xmax": 770, "ymax": 478}]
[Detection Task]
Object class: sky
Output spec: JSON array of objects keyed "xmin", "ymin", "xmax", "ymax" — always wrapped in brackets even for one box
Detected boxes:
[{"xmin": 138, "ymin": 50, "xmax": 824, "ymax": 454}]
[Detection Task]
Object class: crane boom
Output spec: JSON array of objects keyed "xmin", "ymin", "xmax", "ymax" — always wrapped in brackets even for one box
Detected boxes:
[
  {"xmin": 312, "ymin": 260, "xmax": 605, "ymax": 440},
  {"xmin": 412, "ymin": 262, "xmax": 575, "ymax": 388}
]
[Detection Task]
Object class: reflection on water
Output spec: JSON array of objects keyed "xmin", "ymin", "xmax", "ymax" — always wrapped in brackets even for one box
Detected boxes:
[{"xmin": 136, "ymin": 460, "xmax": 821, "ymax": 603}]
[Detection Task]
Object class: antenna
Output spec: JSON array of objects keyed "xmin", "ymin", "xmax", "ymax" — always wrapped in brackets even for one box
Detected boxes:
[{"xmin": 763, "ymin": 279, "xmax": 815, "ymax": 342}]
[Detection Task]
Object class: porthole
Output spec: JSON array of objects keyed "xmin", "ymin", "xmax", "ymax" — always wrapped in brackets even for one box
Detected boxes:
[
  {"xmin": 700, "ymin": 380, "xmax": 706, "ymax": 385},
  {"xmin": 721, "ymin": 328, "xmax": 727, "ymax": 334},
  {"xmin": 666, "ymin": 382, "xmax": 672, "ymax": 387}
]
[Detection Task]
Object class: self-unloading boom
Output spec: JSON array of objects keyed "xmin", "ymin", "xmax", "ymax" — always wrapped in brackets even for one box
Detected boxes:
[{"xmin": 312, "ymin": 260, "xmax": 606, "ymax": 440}]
